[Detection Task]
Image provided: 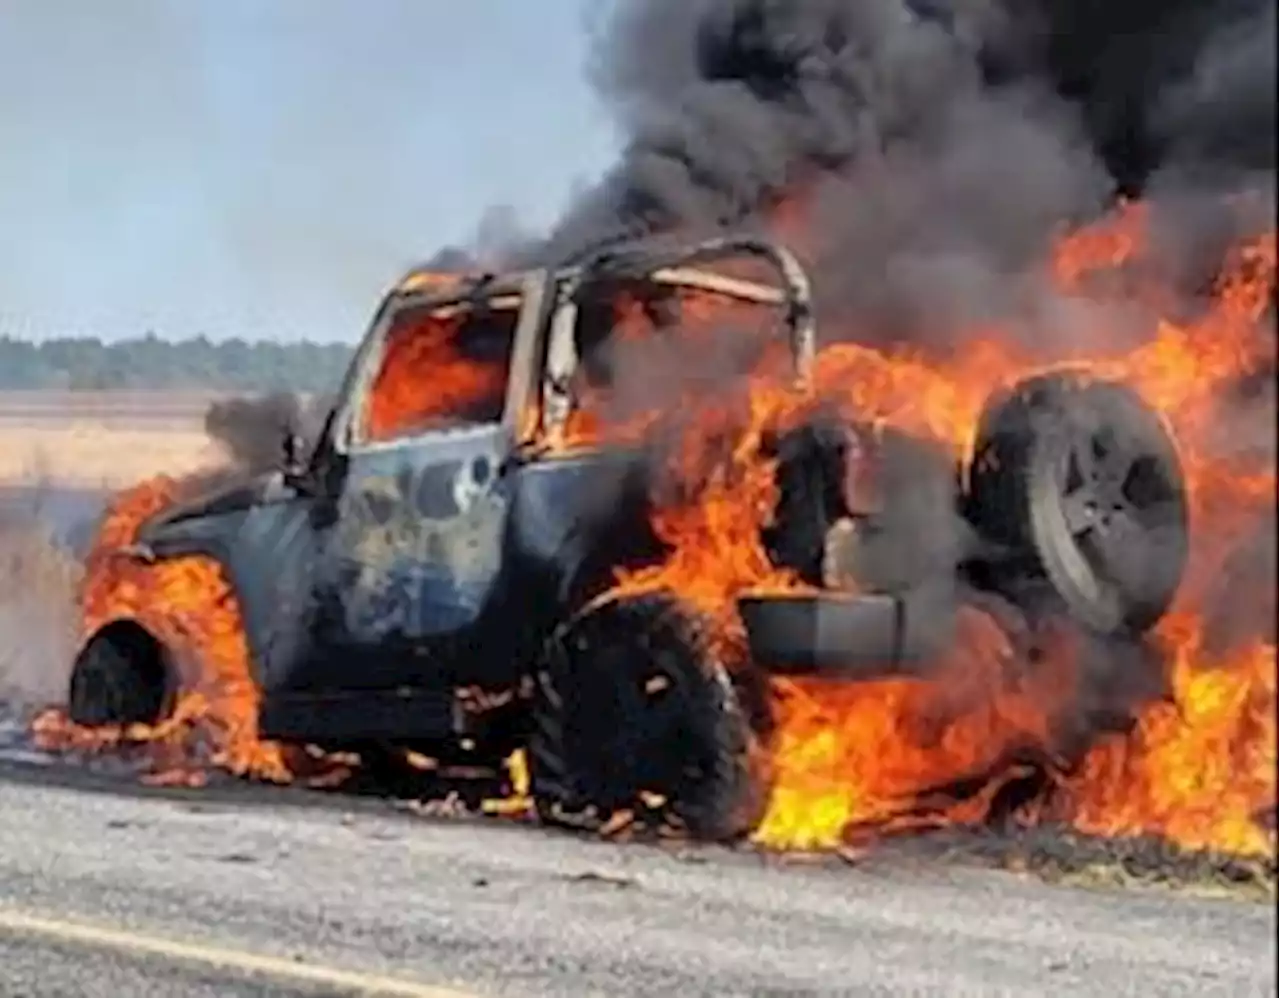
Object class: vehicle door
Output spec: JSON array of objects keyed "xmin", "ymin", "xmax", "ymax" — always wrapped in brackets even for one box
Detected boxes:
[{"xmin": 262, "ymin": 274, "xmax": 547, "ymax": 693}]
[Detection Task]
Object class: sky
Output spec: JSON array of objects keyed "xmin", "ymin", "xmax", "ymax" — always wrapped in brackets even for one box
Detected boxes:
[{"xmin": 0, "ymin": 1, "xmax": 619, "ymax": 343}]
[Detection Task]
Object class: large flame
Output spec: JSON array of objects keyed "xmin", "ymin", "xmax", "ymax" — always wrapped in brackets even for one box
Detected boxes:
[
  {"xmin": 32, "ymin": 201, "xmax": 1277, "ymax": 858},
  {"xmin": 364, "ymin": 304, "xmax": 514, "ymax": 442},
  {"xmin": 603, "ymin": 203, "xmax": 1277, "ymax": 857}
]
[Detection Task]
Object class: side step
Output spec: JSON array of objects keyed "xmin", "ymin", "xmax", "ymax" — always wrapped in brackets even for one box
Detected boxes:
[{"xmin": 259, "ymin": 688, "xmax": 458, "ymax": 743}]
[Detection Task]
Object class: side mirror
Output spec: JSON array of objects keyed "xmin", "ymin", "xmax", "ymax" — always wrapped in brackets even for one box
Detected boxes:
[{"xmin": 280, "ymin": 429, "xmax": 309, "ymax": 490}]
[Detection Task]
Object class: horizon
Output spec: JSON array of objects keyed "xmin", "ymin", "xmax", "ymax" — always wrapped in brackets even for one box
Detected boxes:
[
  {"xmin": 0, "ymin": 329, "xmax": 364, "ymax": 348},
  {"xmin": 0, "ymin": 1, "xmax": 618, "ymax": 346}
]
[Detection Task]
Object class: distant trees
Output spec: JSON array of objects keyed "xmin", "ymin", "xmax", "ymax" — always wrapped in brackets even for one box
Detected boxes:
[{"xmin": 0, "ymin": 333, "xmax": 353, "ymax": 391}]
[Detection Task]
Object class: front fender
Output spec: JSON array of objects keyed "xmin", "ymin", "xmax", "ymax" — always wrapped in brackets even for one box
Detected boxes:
[
  {"xmin": 137, "ymin": 510, "xmax": 242, "ymax": 563},
  {"xmin": 86, "ymin": 507, "xmax": 266, "ymax": 686}
]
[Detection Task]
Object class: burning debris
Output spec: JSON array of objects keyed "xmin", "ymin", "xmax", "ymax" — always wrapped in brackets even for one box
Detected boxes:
[{"xmin": 25, "ymin": 0, "xmax": 1279, "ymax": 870}]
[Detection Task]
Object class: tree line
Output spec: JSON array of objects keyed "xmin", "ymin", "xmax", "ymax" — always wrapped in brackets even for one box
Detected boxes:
[{"xmin": 0, "ymin": 333, "xmax": 354, "ymax": 392}]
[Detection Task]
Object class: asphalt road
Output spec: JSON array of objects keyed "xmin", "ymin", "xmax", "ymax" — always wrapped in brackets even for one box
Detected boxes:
[{"xmin": 0, "ymin": 761, "xmax": 1273, "ymax": 998}]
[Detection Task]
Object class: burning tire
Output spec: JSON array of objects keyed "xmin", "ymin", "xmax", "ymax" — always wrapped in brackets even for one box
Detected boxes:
[
  {"xmin": 527, "ymin": 592, "xmax": 768, "ymax": 841},
  {"xmin": 67, "ymin": 621, "xmax": 172, "ymax": 727},
  {"xmin": 966, "ymin": 371, "xmax": 1190, "ymax": 635}
]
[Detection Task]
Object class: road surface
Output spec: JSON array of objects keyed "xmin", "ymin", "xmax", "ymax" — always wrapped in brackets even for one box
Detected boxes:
[{"xmin": 0, "ymin": 762, "xmax": 1273, "ymax": 998}]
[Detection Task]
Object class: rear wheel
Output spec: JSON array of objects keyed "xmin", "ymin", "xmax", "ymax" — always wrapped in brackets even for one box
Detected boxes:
[
  {"xmin": 966, "ymin": 371, "xmax": 1189, "ymax": 635},
  {"xmin": 67, "ymin": 621, "xmax": 171, "ymax": 727},
  {"xmin": 527, "ymin": 593, "xmax": 768, "ymax": 841}
]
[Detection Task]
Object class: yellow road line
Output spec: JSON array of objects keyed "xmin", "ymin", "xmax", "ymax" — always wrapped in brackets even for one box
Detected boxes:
[{"xmin": 0, "ymin": 908, "xmax": 482, "ymax": 998}]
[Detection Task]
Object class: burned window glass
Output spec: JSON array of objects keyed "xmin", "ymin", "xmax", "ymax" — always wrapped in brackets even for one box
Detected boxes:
[{"xmin": 361, "ymin": 301, "xmax": 518, "ymax": 443}]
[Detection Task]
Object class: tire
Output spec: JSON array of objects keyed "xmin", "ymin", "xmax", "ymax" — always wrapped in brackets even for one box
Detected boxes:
[
  {"xmin": 67, "ymin": 621, "xmax": 172, "ymax": 727},
  {"xmin": 764, "ymin": 417, "xmax": 966, "ymax": 593},
  {"xmin": 527, "ymin": 593, "xmax": 768, "ymax": 841},
  {"xmin": 966, "ymin": 371, "xmax": 1190, "ymax": 635}
]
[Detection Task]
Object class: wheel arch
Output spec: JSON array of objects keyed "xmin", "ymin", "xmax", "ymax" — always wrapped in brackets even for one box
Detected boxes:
[
  {"xmin": 81, "ymin": 616, "xmax": 175, "ymax": 686},
  {"xmin": 127, "ymin": 527, "xmax": 272, "ymax": 686},
  {"xmin": 68, "ymin": 617, "xmax": 178, "ymax": 726},
  {"xmin": 82, "ymin": 532, "xmax": 268, "ymax": 688}
]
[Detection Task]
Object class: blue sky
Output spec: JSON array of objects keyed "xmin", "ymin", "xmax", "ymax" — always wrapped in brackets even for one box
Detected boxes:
[{"xmin": 0, "ymin": 1, "xmax": 619, "ymax": 342}]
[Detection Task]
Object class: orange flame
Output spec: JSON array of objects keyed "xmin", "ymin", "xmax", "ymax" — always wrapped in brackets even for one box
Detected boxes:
[
  {"xmin": 31, "ymin": 476, "xmax": 347, "ymax": 787},
  {"xmin": 365, "ymin": 307, "xmax": 511, "ymax": 442},
  {"xmin": 604, "ymin": 206, "xmax": 1277, "ymax": 856}
]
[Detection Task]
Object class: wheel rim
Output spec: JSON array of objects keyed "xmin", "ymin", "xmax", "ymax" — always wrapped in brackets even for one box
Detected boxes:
[{"xmin": 1039, "ymin": 398, "xmax": 1188, "ymax": 628}]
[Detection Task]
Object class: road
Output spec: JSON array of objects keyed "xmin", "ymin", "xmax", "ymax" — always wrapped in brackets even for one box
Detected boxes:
[{"xmin": 0, "ymin": 762, "xmax": 1273, "ymax": 998}]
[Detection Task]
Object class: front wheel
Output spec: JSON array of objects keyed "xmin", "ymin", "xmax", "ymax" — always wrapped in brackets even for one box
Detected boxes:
[{"xmin": 527, "ymin": 593, "xmax": 769, "ymax": 841}]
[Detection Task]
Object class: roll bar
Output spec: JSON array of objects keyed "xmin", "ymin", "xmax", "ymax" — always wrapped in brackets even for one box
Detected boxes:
[{"xmin": 541, "ymin": 236, "xmax": 817, "ymax": 441}]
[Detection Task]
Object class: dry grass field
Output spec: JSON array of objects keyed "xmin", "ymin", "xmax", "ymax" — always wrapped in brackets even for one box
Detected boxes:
[
  {"xmin": 0, "ymin": 392, "xmax": 226, "ymax": 693},
  {"xmin": 0, "ymin": 391, "xmax": 229, "ymax": 489},
  {"xmin": 0, "ymin": 516, "xmax": 79, "ymax": 701}
]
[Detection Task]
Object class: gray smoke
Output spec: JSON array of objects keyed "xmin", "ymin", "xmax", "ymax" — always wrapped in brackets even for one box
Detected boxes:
[
  {"xmin": 204, "ymin": 391, "xmax": 333, "ymax": 475},
  {"xmin": 575, "ymin": 0, "xmax": 1275, "ymax": 221},
  {"xmin": 1149, "ymin": 2, "xmax": 1278, "ymax": 179},
  {"xmin": 0, "ymin": 508, "xmax": 79, "ymax": 706},
  {"xmin": 549, "ymin": 0, "xmax": 1055, "ymax": 252}
]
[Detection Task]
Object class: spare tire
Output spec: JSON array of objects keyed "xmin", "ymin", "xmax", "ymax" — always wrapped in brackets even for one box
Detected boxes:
[{"xmin": 966, "ymin": 371, "xmax": 1189, "ymax": 635}]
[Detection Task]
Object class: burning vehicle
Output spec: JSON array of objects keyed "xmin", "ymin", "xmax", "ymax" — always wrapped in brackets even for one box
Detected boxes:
[
  {"xmin": 20, "ymin": 0, "xmax": 1278, "ymax": 867},
  {"xmin": 46, "ymin": 233, "xmax": 1206, "ymax": 841}
]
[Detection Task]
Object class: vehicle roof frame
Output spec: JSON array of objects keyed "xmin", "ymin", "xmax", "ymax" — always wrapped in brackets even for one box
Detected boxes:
[{"xmin": 325, "ymin": 234, "xmax": 816, "ymax": 458}]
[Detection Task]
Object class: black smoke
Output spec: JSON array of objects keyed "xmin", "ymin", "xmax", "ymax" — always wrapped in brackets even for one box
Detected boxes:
[
  {"xmin": 203, "ymin": 390, "xmax": 333, "ymax": 475},
  {"xmin": 414, "ymin": 0, "xmax": 1275, "ymax": 364},
  {"xmin": 546, "ymin": 0, "xmax": 1275, "ymax": 248}
]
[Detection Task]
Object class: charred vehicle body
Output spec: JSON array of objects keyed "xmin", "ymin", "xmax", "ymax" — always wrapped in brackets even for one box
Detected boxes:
[{"xmin": 67, "ymin": 237, "xmax": 1190, "ymax": 839}]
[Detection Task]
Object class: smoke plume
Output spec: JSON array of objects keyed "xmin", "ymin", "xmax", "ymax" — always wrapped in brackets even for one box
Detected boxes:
[
  {"xmin": 548, "ymin": 0, "xmax": 1274, "ymax": 248},
  {"xmin": 204, "ymin": 391, "xmax": 333, "ymax": 475},
  {"xmin": 416, "ymin": 0, "xmax": 1275, "ymax": 368}
]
